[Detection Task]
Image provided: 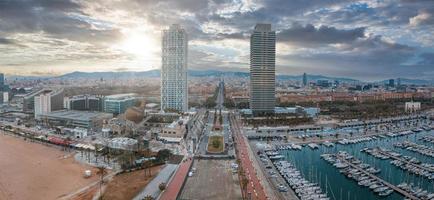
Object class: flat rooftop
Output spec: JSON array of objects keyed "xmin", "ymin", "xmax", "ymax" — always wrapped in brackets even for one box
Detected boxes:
[
  {"xmin": 40, "ymin": 110, "xmax": 113, "ymax": 121},
  {"xmin": 105, "ymin": 93, "xmax": 136, "ymax": 100}
]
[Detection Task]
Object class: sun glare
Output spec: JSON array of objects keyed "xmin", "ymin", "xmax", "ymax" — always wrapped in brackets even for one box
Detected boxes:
[{"xmin": 116, "ymin": 31, "xmax": 159, "ymax": 59}]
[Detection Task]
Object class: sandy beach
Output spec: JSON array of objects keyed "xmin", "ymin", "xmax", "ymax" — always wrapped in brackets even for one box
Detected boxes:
[{"xmin": 0, "ymin": 132, "xmax": 98, "ymax": 200}]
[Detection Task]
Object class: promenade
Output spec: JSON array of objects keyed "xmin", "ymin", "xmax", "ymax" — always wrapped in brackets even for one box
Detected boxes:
[
  {"xmin": 159, "ymin": 158, "xmax": 193, "ymax": 200},
  {"xmin": 230, "ymin": 114, "xmax": 268, "ymax": 200}
]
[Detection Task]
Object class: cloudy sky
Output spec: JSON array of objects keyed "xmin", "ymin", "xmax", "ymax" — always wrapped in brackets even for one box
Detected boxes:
[{"xmin": 0, "ymin": 0, "xmax": 433, "ymax": 80}]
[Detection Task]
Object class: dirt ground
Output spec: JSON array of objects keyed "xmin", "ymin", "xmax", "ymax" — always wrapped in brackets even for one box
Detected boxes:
[
  {"xmin": 0, "ymin": 132, "xmax": 99, "ymax": 200},
  {"xmin": 71, "ymin": 185, "xmax": 98, "ymax": 200},
  {"xmin": 101, "ymin": 165, "xmax": 162, "ymax": 200}
]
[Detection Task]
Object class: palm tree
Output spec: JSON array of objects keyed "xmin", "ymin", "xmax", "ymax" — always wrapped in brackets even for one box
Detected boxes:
[
  {"xmin": 97, "ymin": 166, "xmax": 107, "ymax": 200},
  {"xmin": 141, "ymin": 160, "xmax": 152, "ymax": 177},
  {"xmin": 238, "ymin": 167, "xmax": 248, "ymax": 198}
]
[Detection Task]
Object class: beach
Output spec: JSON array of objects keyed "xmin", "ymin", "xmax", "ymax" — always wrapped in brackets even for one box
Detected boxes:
[{"xmin": 0, "ymin": 132, "xmax": 98, "ymax": 200}]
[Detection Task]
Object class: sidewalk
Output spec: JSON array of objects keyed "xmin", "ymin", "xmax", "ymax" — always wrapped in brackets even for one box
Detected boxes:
[
  {"xmin": 231, "ymin": 115, "xmax": 268, "ymax": 200},
  {"xmin": 159, "ymin": 158, "xmax": 193, "ymax": 200},
  {"xmin": 133, "ymin": 164, "xmax": 177, "ymax": 200}
]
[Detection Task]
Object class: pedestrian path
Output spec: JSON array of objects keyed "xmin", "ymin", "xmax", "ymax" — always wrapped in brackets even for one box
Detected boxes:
[
  {"xmin": 133, "ymin": 164, "xmax": 177, "ymax": 200},
  {"xmin": 159, "ymin": 158, "xmax": 193, "ymax": 200}
]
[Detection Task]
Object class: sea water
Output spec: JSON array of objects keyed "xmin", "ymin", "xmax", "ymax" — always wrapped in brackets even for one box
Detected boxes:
[{"xmin": 281, "ymin": 130, "xmax": 434, "ymax": 200}]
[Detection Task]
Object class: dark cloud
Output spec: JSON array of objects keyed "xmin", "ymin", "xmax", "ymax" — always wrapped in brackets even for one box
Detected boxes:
[
  {"xmin": 0, "ymin": 0, "xmax": 433, "ymax": 80},
  {"xmin": 0, "ymin": 37, "xmax": 26, "ymax": 47},
  {"xmin": 0, "ymin": 0, "xmax": 121, "ymax": 45},
  {"xmin": 278, "ymin": 35, "xmax": 424, "ymax": 80},
  {"xmin": 0, "ymin": 38, "xmax": 16, "ymax": 45},
  {"xmin": 418, "ymin": 53, "xmax": 434, "ymax": 65},
  {"xmin": 278, "ymin": 23, "xmax": 365, "ymax": 45}
]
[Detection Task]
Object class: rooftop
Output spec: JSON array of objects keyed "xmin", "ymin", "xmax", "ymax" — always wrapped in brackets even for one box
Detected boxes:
[
  {"xmin": 166, "ymin": 116, "xmax": 190, "ymax": 129},
  {"xmin": 40, "ymin": 110, "xmax": 113, "ymax": 121},
  {"xmin": 105, "ymin": 93, "xmax": 136, "ymax": 100}
]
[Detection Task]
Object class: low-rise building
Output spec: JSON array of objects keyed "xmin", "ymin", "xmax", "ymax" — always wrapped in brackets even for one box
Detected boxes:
[
  {"xmin": 34, "ymin": 88, "xmax": 64, "ymax": 118},
  {"xmin": 61, "ymin": 127, "xmax": 88, "ymax": 139},
  {"xmin": 405, "ymin": 101, "xmax": 421, "ymax": 113},
  {"xmin": 108, "ymin": 137, "xmax": 138, "ymax": 151},
  {"xmin": 104, "ymin": 93, "xmax": 137, "ymax": 115},
  {"xmin": 159, "ymin": 116, "xmax": 189, "ymax": 143},
  {"xmin": 65, "ymin": 95, "xmax": 104, "ymax": 111},
  {"xmin": 39, "ymin": 110, "xmax": 113, "ymax": 130}
]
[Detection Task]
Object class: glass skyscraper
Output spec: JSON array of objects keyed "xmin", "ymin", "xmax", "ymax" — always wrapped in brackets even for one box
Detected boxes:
[
  {"xmin": 250, "ymin": 24, "xmax": 276, "ymax": 116},
  {"xmin": 161, "ymin": 24, "xmax": 188, "ymax": 113}
]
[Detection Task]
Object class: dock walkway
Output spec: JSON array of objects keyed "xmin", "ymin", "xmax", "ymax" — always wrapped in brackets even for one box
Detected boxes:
[
  {"xmin": 376, "ymin": 149, "xmax": 434, "ymax": 173},
  {"xmin": 336, "ymin": 156, "xmax": 420, "ymax": 200}
]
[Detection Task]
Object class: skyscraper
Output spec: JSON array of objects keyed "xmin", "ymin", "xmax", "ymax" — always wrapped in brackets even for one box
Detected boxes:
[
  {"xmin": 302, "ymin": 72, "xmax": 308, "ymax": 87},
  {"xmin": 388, "ymin": 79, "xmax": 395, "ymax": 87},
  {"xmin": 161, "ymin": 24, "xmax": 188, "ymax": 113},
  {"xmin": 0, "ymin": 73, "xmax": 4, "ymax": 91},
  {"xmin": 250, "ymin": 24, "xmax": 276, "ymax": 116}
]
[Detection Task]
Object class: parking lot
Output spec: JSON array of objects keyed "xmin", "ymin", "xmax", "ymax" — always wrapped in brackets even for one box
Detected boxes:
[{"xmin": 179, "ymin": 159, "xmax": 242, "ymax": 200}]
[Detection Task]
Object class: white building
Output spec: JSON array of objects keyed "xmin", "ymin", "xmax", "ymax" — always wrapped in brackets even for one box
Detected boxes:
[
  {"xmin": 108, "ymin": 137, "xmax": 138, "ymax": 151},
  {"xmin": 161, "ymin": 24, "xmax": 188, "ymax": 113},
  {"xmin": 3, "ymin": 92, "xmax": 9, "ymax": 103},
  {"xmin": 250, "ymin": 24, "xmax": 276, "ymax": 116},
  {"xmin": 159, "ymin": 116, "xmax": 189, "ymax": 143},
  {"xmin": 34, "ymin": 89, "xmax": 64, "ymax": 119},
  {"xmin": 62, "ymin": 127, "xmax": 88, "ymax": 139},
  {"xmin": 405, "ymin": 102, "xmax": 421, "ymax": 113}
]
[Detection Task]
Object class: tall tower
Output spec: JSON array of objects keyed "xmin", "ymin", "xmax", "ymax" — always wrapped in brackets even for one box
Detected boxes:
[
  {"xmin": 302, "ymin": 72, "xmax": 307, "ymax": 87},
  {"xmin": 0, "ymin": 73, "xmax": 4, "ymax": 91},
  {"xmin": 250, "ymin": 24, "xmax": 276, "ymax": 116},
  {"xmin": 161, "ymin": 24, "xmax": 188, "ymax": 113}
]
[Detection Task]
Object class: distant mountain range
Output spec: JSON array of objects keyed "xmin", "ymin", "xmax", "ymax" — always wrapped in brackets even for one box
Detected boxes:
[
  {"xmin": 6, "ymin": 69, "xmax": 433, "ymax": 85},
  {"xmin": 57, "ymin": 69, "xmax": 362, "ymax": 83}
]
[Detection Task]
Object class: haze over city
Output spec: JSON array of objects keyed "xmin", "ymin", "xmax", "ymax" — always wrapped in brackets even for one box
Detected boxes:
[{"xmin": 0, "ymin": 0, "xmax": 433, "ymax": 80}]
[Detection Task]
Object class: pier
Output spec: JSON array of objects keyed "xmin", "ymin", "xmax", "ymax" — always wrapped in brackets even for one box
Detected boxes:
[
  {"xmin": 375, "ymin": 149, "xmax": 434, "ymax": 173},
  {"xmin": 336, "ymin": 155, "xmax": 421, "ymax": 200},
  {"xmin": 395, "ymin": 141, "xmax": 434, "ymax": 158}
]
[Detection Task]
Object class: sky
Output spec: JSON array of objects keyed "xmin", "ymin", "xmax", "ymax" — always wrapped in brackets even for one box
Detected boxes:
[{"xmin": 0, "ymin": 0, "xmax": 433, "ymax": 81}]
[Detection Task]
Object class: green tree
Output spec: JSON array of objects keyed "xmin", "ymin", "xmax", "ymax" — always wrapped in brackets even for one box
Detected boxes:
[{"xmin": 157, "ymin": 149, "xmax": 171, "ymax": 162}]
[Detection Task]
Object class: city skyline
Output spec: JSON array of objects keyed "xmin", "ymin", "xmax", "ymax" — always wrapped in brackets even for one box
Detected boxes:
[{"xmin": 0, "ymin": 0, "xmax": 433, "ymax": 81}]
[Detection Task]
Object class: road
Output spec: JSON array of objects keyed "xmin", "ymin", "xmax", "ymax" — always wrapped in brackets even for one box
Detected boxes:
[
  {"xmin": 215, "ymin": 78, "xmax": 225, "ymax": 110},
  {"xmin": 197, "ymin": 112, "xmax": 215, "ymax": 155}
]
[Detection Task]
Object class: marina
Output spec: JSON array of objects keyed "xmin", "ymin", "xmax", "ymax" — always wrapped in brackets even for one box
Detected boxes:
[
  {"xmin": 322, "ymin": 151, "xmax": 419, "ymax": 199},
  {"xmin": 394, "ymin": 141, "xmax": 434, "ymax": 158},
  {"xmin": 259, "ymin": 119, "xmax": 434, "ymax": 200},
  {"xmin": 362, "ymin": 147, "xmax": 434, "ymax": 180},
  {"xmin": 274, "ymin": 160, "xmax": 329, "ymax": 200}
]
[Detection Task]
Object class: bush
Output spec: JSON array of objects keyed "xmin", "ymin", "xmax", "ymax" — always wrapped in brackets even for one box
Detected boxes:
[
  {"xmin": 212, "ymin": 139, "xmax": 221, "ymax": 148},
  {"xmin": 156, "ymin": 149, "xmax": 171, "ymax": 162}
]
